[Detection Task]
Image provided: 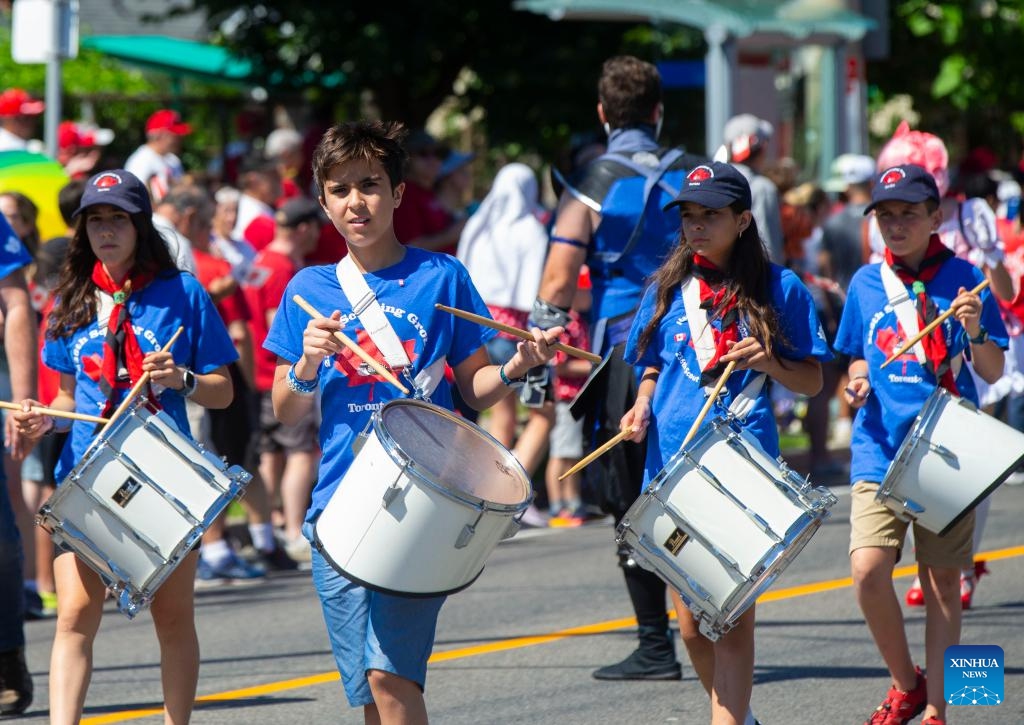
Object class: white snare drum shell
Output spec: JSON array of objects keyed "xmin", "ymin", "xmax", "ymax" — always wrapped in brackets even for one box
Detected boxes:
[
  {"xmin": 41, "ymin": 403, "xmax": 249, "ymax": 616},
  {"xmin": 618, "ymin": 420, "xmax": 835, "ymax": 639},
  {"xmin": 878, "ymin": 388, "xmax": 1024, "ymax": 534},
  {"xmin": 315, "ymin": 400, "xmax": 531, "ymax": 597}
]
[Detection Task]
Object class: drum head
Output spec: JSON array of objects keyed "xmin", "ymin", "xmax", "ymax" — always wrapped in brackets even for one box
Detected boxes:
[{"xmin": 379, "ymin": 400, "xmax": 530, "ymax": 508}]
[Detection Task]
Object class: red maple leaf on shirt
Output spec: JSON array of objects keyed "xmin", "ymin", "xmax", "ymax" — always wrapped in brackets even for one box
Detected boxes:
[
  {"xmin": 82, "ymin": 353, "xmax": 104, "ymax": 382},
  {"xmin": 875, "ymin": 326, "xmax": 916, "ymax": 374},
  {"xmin": 333, "ymin": 328, "xmax": 417, "ymax": 388}
]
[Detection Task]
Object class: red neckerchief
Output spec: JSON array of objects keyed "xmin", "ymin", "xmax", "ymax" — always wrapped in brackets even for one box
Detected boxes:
[
  {"xmin": 885, "ymin": 234, "xmax": 959, "ymax": 394},
  {"xmin": 691, "ymin": 254, "xmax": 740, "ymax": 386},
  {"xmin": 91, "ymin": 262, "xmax": 156, "ymax": 417}
]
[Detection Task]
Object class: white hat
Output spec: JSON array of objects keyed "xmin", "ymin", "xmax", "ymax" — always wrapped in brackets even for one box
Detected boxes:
[
  {"xmin": 722, "ymin": 113, "xmax": 773, "ymax": 163},
  {"xmin": 265, "ymin": 128, "xmax": 303, "ymax": 159},
  {"xmin": 823, "ymin": 153, "xmax": 876, "ymax": 192}
]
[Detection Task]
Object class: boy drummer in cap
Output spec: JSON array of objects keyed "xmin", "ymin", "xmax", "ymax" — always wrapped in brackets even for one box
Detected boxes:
[{"xmin": 834, "ymin": 163, "xmax": 1006, "ymax": 725}]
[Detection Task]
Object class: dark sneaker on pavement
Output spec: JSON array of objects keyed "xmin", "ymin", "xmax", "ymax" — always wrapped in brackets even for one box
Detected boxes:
[
  {"xmin": 258, "ymin": 544, "xmax": 300, "ymax": 571},
  {"xmin": 591, "ymin": 647, "xmax": 682, "ymax": 681},
  {"xmin": 865, "ymin": 666, "xmax": 927, "ymax": 725},
  {"xmin": 0, "ymin": 647, "xmax": 33, "ymax": 716}
]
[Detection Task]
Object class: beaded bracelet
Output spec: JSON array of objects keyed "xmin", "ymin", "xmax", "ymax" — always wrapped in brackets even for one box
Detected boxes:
[{"xmin": 287, "ymin": 364, "xmax": 319, "ymax": 395}]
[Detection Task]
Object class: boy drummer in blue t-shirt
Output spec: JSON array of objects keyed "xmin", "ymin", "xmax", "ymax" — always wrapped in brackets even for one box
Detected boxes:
[
  {"xmin": 264, "ymin": 120, "xmax": 562, "ymax": 724},
  {"xmin": 834, "ymin": 163, "xmax": 1006, "ymax": 725}
]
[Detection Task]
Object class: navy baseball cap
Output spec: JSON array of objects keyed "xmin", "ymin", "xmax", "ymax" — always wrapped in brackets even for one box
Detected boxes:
[
  {"xmin": 73, "ymin": 169, "xmax": 152, "ymax": 218},
  {"xmin": 864, "ymin": 163, "xmax": 940, "ymax": 214},
  {"xmin": 663, "ymin": 161, "xmax": 752, "ymax": 211}
]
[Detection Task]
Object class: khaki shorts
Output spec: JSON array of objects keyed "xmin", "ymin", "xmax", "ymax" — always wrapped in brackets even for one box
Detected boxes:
[{"xmin": 849, "ymin": 481, "xmax": 975, "ymax": 570}]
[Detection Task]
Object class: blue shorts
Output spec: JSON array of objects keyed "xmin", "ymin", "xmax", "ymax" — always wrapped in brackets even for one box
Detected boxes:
[{"xmin": 307, "ymin": 524, "xmax": 446, "ymax": 707}]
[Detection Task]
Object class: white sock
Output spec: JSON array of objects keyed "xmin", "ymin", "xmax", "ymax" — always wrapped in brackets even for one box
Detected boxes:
[
  {"xmin": 201, "ymin": 539, "xmax": 233, "ymax": 568},
  {"xmin": 249, "ymin": 522, "xmax": 276, "ymax": 553}
]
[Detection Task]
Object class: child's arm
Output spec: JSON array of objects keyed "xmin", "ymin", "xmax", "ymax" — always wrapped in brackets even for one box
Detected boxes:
[
  {"xmin": 721, "ymin": 337, "xmax": 823, "ymax": 396},
  {"xmin": 453, "ymin": 326, "xmax": 563, "ymax": 411},
  {"xmin": 952, "ymin": 285, "xmax": 1005, "ymax": 383},
  {"xmin": 620, "ymin": 366, "xmax": 660, "ymax": 443},
  {"xmin": 844, "ymin": 358, "xmax": 871, "ymax": 409}
]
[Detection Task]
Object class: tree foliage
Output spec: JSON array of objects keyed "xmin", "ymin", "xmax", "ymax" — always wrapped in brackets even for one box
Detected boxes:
[
  {"xmin": 870, "ymin": 0, "xmax": 1024, "ymax": 160},
  {"xmin": 182, "ymin": 1, "xmax": 703, "ymax": 156}
]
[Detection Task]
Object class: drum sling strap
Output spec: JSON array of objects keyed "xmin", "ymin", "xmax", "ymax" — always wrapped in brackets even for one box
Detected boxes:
[
  {"xmin": 879, "ymin": 264, "xmax": 963, "ymax": 378},
  {"xmin": 681, "ymin": 276, "xmax": 766, "ymax": 419},
  {"xmin": 335, "ymin": 257, "xmax": 445, "ymax": 398}
]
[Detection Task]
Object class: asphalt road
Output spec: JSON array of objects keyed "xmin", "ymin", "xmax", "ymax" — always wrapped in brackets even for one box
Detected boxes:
[{"xmin": 15, "ymin": 482, "xmax": 1024, "ymax": 724}]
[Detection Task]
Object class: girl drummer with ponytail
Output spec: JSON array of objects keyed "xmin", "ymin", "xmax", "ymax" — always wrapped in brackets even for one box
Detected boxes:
[
  {"xmin": 14, "ymin": 169, "xmax": 238, "ymax": 724},
  {"xmin": 620, "ymin": 160, "xmax": 831, "ymax": 725}
]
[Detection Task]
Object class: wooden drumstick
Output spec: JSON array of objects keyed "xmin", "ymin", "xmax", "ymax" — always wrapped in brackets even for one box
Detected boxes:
[
  {"xmin": 102, "ymin": 326, "xmax": 186, "ymax": 432},
  {"xmin": 434, "ymin": 303, "xmax": 602, "ymax": 364},
  {"xmin": 880, "ymin": 278, "xmax": 990, "ymax": 368},
  {"xmin": 681, "ymin": 360, "xmax": 738, "ymax": 449},
  {"xmin": 0, "ymin": 401, "xmax": 109, "ymax": 425},
  {"xmin": 292, "ymin": 294, "xmax": 410, "ymax": 395},
  {"xmin": 558, "ymin": 426, "xmax": 637, "ymax": 481}
]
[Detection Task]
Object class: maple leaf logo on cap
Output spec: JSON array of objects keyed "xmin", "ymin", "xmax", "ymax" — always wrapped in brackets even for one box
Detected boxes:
[
  {"xmin": 880, "ymin": 167, "xmax": 906, "ymax": 188},
  {"xmin": 687, "ymin": 165, "xmax": 714, "ymax": 185},
  {"xmin": 93, "ymin": 172, "xmax": 122, "ymax": 190}
]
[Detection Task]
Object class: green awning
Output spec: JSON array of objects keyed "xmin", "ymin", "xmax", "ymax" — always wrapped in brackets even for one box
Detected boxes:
[
  {"xmin": 81, "ymin": 35, "xmax": 345, "ymax": 89},
  {"xmin": 515, "ymin": 0, "xmax": 875, "ymax": 40}
]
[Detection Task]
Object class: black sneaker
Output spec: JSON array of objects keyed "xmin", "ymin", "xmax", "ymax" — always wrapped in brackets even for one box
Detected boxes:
[
  {"xmin": 23, "ymin": 589, "xmax": 46, "ymax": 621},
  {"xmin": 591, "ymin": 647, "xmax": 682, "ymax": 681},
  {"xmin": 0, "ymin": 647, "xmax": 33, "ymax": 716},
  {"xmin": 258, "ymin": 545, "xmax": 300, "ymax": 571}
]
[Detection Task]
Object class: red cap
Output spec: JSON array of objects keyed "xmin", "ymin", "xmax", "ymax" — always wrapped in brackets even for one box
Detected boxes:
[
  {"xmin": 58, "ymin": 121, "xmax": 114, "ymax": 150},
  {"xmin": 0, "ymin": 88, "xmax": 45, "ymax": 117},
  {"xmin": 145, "ymin": 109, "xmax": 191, "ymax": 136}
]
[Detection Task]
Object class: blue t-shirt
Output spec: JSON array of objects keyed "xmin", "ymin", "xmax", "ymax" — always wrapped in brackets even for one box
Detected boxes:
[
  {"xmin": 263, "ymin": 247, "xmax": 496, "ymax": 523},
  {"xmin": 0, "ymin": 213, "xmax": 32, "ymax": 279},
  {"xmin": 833, "ymin": 260, "xmax": 1008, "ymax": 485},
  {"xmin": 43, "ymin": 272, "xmax": 238, "ymax": 479},
  {"xmin": 625, "ymin": 265, "xmax": 832, "ymax": 489}
]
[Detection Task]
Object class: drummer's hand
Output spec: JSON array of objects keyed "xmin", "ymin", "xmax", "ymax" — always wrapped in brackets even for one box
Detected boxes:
[
  {"xmin": 620, "ymin": 396, "xmax": 651, "ymax": 442},
  {"xmin": 951, "ymin": 286, "xmax": 984, "ymax": 338},
  {"xmin": 506, "ymin": 326, "xmax": 564, "ymax": 377},
  {"xmin": 299, "ymin": 310, "xmax": 344, "ymax": 376},
  {"xmin": 142, "ymin": 349, "xmax": 185, "ymax": 390},
  {"xmin": 844, "ymin": 376, "xmax": 871, "ymax": 409},
  {"xmin": 722, "ymin": 337, "xmax": 770, "ymax": 372},
  {"xmin": 11, "ymin": 399, "xmax": 54, "ymax": 443}
]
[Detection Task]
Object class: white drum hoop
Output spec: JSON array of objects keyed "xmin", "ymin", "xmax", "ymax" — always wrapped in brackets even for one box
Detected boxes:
[
  {"xmin": 314, "ymin": 398, "xmax": 532, "ymax": 598},
  {"xmin": 876, "ymin": 387, "xmax": 1024, "ymax": 535},
  {"xmin": 37, "ymin": 398, "xmax": 250, "ymax": 617},
  {"xmin": 617, "ymin": 417, "xmax": 836, "ymax": 639}
]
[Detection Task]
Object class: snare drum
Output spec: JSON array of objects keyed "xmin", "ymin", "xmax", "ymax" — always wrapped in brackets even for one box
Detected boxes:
[
  {"xmin": 37, "ymin": 401, "xmax": 250, "ymax": 618},
  {"xmin": 314, "ymin": 399, "xmax": 531, "ymax": 597},
  {"xmin": 617, "ymin": 417, "xmax": 836, "ymax": 640},
  {"xmin": 876, "ymin": 387, "xmax": 1024, "ymax": 535}
]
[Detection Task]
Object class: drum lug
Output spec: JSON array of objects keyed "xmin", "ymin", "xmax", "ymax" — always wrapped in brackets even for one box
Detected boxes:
[
  {"xmin": 901, "ymin": 497, "xmax": 926, "ymax": 517},
  {"xmin": 455, "ymin": 524, "xmax": 476, "ymax": 549},
  {"xmin": 926, "ymin": 442, "xmax": 958, "ymax": 464},
  {"xmin": 381, "ymin": 481, "xmax": 402, "ymax": 508}
]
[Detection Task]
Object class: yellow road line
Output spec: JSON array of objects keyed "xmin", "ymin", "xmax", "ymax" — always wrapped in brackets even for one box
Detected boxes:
[{"xmin": 80, "ymin": 545, "xmax": 1024, "ymax": 723}]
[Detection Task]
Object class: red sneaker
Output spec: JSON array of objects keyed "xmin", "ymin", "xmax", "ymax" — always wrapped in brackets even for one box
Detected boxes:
[
  {"xmin": 905, "ymin": 576, "xmax": 924, "ymax": 607},
  {"xmin": 961, "ymin": 560, "xmax": 989, "ymax": 609},
  {"xmin": 865, "ymin": 667, "xmax": 927, "ymax": 725}
]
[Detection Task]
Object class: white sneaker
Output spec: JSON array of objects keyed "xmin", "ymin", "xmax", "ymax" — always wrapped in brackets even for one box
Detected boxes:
[
  {"xmin": 518, "ymin": 504, "xmax": 548, "ymax": 528},
  {"xmin": 284, "ymin": 536, "xmax": 312, "ymax": 563}
]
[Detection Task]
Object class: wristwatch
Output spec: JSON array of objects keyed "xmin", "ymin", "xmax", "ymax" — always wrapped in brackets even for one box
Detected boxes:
[
  {"xmin": 968, "ymin": 326, "xmax": 989, "ymax": 345},
  {"xmin": 180, "ymin": 368, "xmax": 198, "ymax": 397}
]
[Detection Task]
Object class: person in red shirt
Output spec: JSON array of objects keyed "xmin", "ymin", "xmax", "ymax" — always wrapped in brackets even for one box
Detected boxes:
[
  {"xmin": 242, "ymin": 196, "xmax": 322, "ymax": 561},
  {"xmin": 392, "ymin": 130, "xmax": 465, "ymax": 254}
]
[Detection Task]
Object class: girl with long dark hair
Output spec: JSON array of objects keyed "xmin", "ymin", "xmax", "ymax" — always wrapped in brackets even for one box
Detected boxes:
[{"xmin": 620, "ymin": 161, "xmax": 831, "ymax": 725}]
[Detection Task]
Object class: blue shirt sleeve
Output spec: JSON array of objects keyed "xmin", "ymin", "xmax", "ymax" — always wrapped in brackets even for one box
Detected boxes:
[{"xmin": 0, "ymin": 214, "xmax": 31, "ymax": 280}]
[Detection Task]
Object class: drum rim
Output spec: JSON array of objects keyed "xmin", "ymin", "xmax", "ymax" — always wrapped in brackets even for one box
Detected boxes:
[{"xmin": 373, "ymin": 398, "xmax": 531, "ymax": 511}]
